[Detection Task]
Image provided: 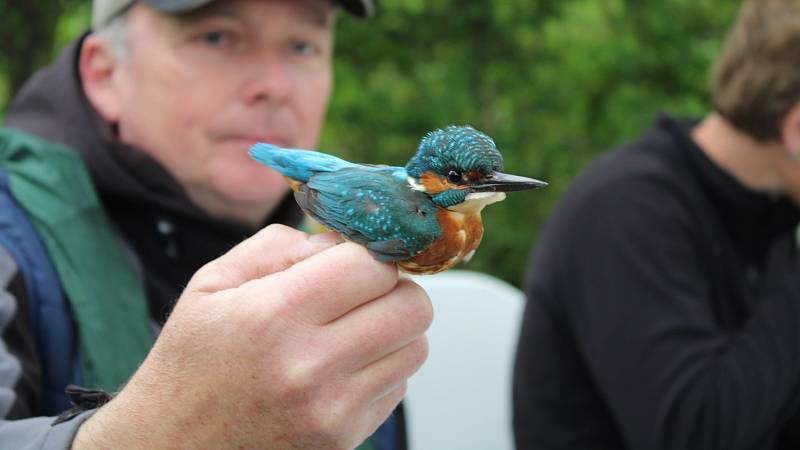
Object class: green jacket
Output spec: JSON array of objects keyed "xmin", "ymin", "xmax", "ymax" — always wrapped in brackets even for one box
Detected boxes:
[
  {"xmin": 0, "ymin": 127, "xmax": 383, "ymax": 450},
  {"xmin": 0, "ymin": 127, "xmax": 152, "ymax": 393}
]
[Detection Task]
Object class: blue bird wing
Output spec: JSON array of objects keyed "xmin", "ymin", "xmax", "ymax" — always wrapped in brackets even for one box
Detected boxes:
[
  {"xmin": 294, "ymin": 168, "xmax": 442, "ymax": 262},
  {"xmin": 249, "ymin": 143, "xmax": 358, "ymax": 183}
]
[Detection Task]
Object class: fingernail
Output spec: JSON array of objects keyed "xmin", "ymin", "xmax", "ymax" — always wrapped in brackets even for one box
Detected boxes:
[{"xmin": 308, "ymin": 231, "xmax": 344, "ymax": 244}]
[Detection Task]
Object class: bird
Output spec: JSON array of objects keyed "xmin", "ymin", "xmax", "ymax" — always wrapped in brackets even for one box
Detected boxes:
[{"xmin": 249, "ymin": 125, "xmax": 546, "ymax": 275}]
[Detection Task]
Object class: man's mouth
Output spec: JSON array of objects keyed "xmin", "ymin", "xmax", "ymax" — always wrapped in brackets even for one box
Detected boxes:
[{"xmin": 219, "ymin": 134, "xmax": 292, "ymax": 149}]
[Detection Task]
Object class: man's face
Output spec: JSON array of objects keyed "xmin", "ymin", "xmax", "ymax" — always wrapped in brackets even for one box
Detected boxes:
[{"xmin": 112, "ymin": 0, "xmax": 335, "ymax": 225}]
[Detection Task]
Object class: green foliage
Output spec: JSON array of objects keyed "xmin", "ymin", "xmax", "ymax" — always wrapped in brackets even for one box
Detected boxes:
[
  {"xmin": 0, "ymin": 0, "xmax": 739, "ymax": 286},
  {"xmin": 0, "ymin": 0, "xmax": 89, "ymax": 118},
  {"xmin": 0, "ymin": 1, "xmax": 88, "ymax": 98},
  {"xmin": 325, "ymin": 0, "xmax": 738, "ymax": 285},
  {"xmin": 53, "ymin": 2, "xmax": 92, "ymax": 53}
]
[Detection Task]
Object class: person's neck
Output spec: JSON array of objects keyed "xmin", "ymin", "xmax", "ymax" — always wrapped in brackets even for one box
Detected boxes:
[{"xmin": 692, "ymin": 113, "xmax": 786, "ymax": 195}]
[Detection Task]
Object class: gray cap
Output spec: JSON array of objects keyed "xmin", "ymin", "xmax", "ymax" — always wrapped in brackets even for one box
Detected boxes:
[{"xmin": 93, "ymin": 0, "xmax": 375, "ymax": 28}]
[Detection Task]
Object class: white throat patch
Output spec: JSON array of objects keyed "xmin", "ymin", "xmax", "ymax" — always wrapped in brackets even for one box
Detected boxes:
[{"xmin": 449, "ymin": 192, "xmax": 507, "ymax": 213}]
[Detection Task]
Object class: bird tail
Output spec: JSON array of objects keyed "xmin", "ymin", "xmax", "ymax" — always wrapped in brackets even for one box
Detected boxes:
[{"xmin": 249, "ymin": 143, "xmax": 355, "ymax": 183}]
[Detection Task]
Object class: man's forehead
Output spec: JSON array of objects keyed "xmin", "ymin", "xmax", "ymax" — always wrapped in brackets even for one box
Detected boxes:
[{"xmin": 175, "ymin": 0, "xmax": 335, "ymax": 28}]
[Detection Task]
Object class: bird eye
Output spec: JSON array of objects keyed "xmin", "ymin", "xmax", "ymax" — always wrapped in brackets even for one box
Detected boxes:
[{"xmin": 447, "ymin": 170, "xmax": 462, "ymax": 183}]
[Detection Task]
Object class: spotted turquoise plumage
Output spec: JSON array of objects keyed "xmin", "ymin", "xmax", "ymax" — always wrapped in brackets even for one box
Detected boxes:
[
  {"xmin": 298, "ymin": 168, "xmax": 441, "ymax": 261},
  {"xmin": 406, "ymin": 126, "xmax": 504, "ymax": 178},
  {"xmin": 249, "ymin": 145, "xmax": 441, "ymax": 261},
  {"xmin": 249, "ymin": 125, "xmax": 547, "ymax": 273}
]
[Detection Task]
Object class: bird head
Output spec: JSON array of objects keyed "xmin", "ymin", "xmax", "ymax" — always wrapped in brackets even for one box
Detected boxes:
[{"xmin": 404, "ymin": 125, "xmax": 547, "ymax": 211}]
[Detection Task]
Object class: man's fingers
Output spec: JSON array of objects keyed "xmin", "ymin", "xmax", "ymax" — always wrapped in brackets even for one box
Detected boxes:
[
  {"xmin": 189, "ymin": 225, "xmax": 342, "ymax": 293},
  {"xmin": 251, "ymin": 242, "xmax": 400, "ymax": 324},
  {"xmin": 355, "ymin": 335, "xmax": 429, "ymax": 403},
  {"xmin": 375, "ymin": 381, "xmax": 408, "ymax": 417},
  {"xmin": 324, "ymin": 279, "xmax": 433, "ymax": 368},
  {"xmin": 351, "ymin": 381, "xmax": 408, "ymax": 450}
]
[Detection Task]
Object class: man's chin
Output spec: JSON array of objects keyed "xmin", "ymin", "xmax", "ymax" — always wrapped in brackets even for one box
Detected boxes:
[
  {"xmin": 202, "ymin": 195, "xmax": 284, "ymax": 228},
  {"xmin": 202, "ymin": 168, "xmax": 291, "ymax": 223}
]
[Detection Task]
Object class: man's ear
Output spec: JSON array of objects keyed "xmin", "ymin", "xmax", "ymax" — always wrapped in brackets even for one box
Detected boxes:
[
  {"xmin": 781, "ymin": 102, "xmax": 800, "ymax": 160},
  {"xmin": 79, "ymin": 34, "xmax": 122, "ymax": 123}
]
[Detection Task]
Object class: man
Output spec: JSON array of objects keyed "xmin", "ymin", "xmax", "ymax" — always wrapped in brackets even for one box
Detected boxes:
[
  {"xmin": 0, "ymin": 1, "xmax": 432, "ymax": 449},
  {"xmin": 514, "ymin": 0, "xmax": 800, "ymax": 449}
]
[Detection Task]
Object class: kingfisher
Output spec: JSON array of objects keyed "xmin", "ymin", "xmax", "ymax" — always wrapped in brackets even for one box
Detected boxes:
[{"xmin": 249, "ymin": 125, "xmax": 546, "ymax": 275}]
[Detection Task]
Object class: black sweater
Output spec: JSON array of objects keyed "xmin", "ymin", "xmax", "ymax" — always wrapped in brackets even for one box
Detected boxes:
[{"xmin": 514, "ymin": 115, "xmax": 800, "ymax": 450}]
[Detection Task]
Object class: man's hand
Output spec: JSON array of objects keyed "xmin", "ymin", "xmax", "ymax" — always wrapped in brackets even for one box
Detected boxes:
[{"xmin": 73, "ymin": 224, "xmax": 432, "ymax": 450}]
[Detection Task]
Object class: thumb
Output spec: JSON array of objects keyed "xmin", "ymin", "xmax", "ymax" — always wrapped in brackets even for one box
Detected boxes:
[{"xmin": 189, "ymin": 225, "xmax": 343, "ymax": 294}]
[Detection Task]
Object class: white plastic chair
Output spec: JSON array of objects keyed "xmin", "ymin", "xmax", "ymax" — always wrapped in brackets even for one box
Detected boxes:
[{"xmin": 405, "ymin": 270, "xmax": 525, "ymax": 450}]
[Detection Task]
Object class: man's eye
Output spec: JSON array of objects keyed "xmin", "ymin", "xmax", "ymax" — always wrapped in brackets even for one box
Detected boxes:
[
  {"xmin": 291, "ymin": 41, "xmax": 318, "ymax": 56},
  {"xmin": 200, "ymin": 31, "xmax": 229, "ymax": 46}
]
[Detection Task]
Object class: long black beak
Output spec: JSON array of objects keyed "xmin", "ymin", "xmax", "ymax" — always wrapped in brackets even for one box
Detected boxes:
[{"xmin": 471, "ymin": 171, "xmax": 548, "ymax": 192}]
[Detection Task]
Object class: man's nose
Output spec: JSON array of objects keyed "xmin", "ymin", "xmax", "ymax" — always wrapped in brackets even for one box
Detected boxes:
[{"xmin": 239, "ymin": 51, "xmax": 293, "ymax": 106}]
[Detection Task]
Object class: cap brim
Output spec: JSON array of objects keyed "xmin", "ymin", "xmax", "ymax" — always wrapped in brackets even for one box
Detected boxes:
[
  {"xmin": 140, "ymin": 0, "xmax": 213, "ymax": 13},
  {"xmin": 142, "ymin": 0, "xmax": 374, "ymax": 17},
  {"xmin": 339, "ymin": 0, "xmax": 374, "ymax": 17}
]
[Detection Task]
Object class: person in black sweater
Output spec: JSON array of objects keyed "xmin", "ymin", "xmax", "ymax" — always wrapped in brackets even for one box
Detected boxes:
[{"xmin": 514, "ymin": 1, "xmax": 800, "ymax": 449}]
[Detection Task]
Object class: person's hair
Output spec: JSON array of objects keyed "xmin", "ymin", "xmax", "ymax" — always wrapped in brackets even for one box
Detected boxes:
[
  {"xmin": 93, "ymin": 12, "xmax": 131, "ymax": 61},
  {"xmin": 712, "ymin": 0, "xmax": 800, "ymax": 141}
]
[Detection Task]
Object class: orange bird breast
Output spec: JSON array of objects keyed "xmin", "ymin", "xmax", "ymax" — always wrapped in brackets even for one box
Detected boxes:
[{"xmin": 398, "ymin": 209, "xmax": 485, "ymax": 275}]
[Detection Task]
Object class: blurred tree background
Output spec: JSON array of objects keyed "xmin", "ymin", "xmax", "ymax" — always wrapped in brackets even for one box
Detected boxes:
[{"xmin": 0, "ymin": 0, "xmax": 739, "ymax": 286}]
